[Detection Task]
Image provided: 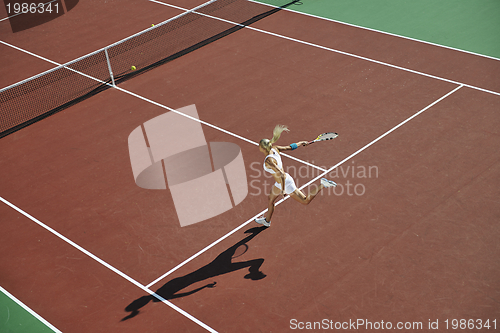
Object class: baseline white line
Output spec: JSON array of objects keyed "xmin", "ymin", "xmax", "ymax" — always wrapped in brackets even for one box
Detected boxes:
[
  {"xmin": 0, "ymin": 285, "xmax": 63, "ymax": 333},
  {"xmin": 146, "ymin": 84, "xmax": 464, "ymax": 288},
  {"xmin": 248, "ymin": 0, "xmax": 500, "ymax": 62},
  {"xmin": 0, "ymin": 197, "xmax": 218, "ymax": 333},
  {"xmin": 150, "ymin": 0, "xmax": 500, "ymax": 97}
]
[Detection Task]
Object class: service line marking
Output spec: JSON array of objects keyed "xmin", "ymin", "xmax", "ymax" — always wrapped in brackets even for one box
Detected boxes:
[
  {"xmin": 150, "ymin": 0, "xmax": 500, "ymax": 97},
  {"xmin": 146, "ymin": 84, "xmax": 463, "ymax": 287}
]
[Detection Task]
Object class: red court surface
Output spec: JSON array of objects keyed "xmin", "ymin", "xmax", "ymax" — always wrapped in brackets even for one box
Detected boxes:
[
  {"xmin": 0, "ymin": 0, "xmax": 182, "ymax": 88},
  {"xmin": 1, "ymin": 1, "xmax": 499, "ymax": 332}
]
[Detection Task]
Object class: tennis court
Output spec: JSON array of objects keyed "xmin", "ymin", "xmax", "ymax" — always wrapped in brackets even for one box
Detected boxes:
[{"xmin": 1, "ymin": 0, "xmax": 499, "ymax": 332}]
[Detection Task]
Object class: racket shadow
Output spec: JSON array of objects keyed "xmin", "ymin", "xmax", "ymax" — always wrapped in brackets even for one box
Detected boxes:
[{"xmin": 122, "ymin": 226, "xmax": 268, "ymax": 321}]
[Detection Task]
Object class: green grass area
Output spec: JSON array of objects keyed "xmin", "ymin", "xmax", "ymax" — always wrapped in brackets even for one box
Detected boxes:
[
  {"xmin": 0, "ymin": 288, "xmax": 58, "ymax": 333},
  {"xmin": 263, "ymin": 0, "xmax": 500, "ymax": 59}
]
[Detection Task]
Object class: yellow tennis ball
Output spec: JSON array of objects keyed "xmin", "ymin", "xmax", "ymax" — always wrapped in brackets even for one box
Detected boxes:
[
  {"xmin": 151, "ymin": 24, "xmax": 155, "ymax": 27},
  {"xmin": 131, "ymin": 66, "xmax": 136, "ymax": 71}
]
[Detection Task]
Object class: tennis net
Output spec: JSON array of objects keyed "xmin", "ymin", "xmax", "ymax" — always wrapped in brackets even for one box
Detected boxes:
[{"xmin": 0, "ymin": 0, "xmax": 298, "ymax": 138}]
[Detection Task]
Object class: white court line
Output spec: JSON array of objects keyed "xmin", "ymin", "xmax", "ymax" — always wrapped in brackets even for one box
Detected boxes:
[
  {"xmin": 150, "ymin": 0, "xmax": 500, "ymax": 97},
  {"xmin": 0, "ymin": 0, "xmax": 219, "ymax": 92},
  {"xmin": 146, "ymin": 84, "xmax": 464, "ymax": 288},
  {"xmin": 0, "ymin": 10, "xmax": 22, "ymax": 22},
  {"xmin": 248, "ymin": 0, "xmax": 500, "ymax": 62},
  {"xmin": 0, "ymin": 285, "xmax": 62, "ymax": 333},
  {"xmin": 114, "ymin": 85, "xmax": 327, "ymax": 172},
  {"xmin": 0, "ymin": 40, "xmax": 328, "ymax": 173},
  {"xmin": 0, "ymin": 196, "xmax": 218, "ymax": 333}
]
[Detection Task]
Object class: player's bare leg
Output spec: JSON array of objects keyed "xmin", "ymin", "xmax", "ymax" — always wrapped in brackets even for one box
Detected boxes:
[
  {"xmin": 289, "ymin": 178, "xmax": 336, "ymax": 205},
  {"xmin": 255, "ymin": 185, "xmax": 280, "ymax": 227}
]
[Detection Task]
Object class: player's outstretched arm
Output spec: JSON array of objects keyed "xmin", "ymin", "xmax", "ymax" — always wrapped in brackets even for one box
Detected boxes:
[{"xmin": 275, "ymin": 141, "xmax": 309, "ymax": 152}]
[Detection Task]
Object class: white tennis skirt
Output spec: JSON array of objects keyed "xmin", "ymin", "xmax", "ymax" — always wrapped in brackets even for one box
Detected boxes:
[{"xmin": 274, "ymin": 173, "xmax": 298, "ymax": 195}]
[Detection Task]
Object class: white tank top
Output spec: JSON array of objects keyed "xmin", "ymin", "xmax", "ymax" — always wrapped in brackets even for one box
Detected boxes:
[{"xmin": 263, "ymin": 148, "xmax": 282, "ymax": 174}]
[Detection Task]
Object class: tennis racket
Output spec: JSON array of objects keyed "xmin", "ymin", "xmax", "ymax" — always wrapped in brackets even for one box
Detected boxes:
[{"xmin": 308, "ymin": 132, "xmax": 338, "ymax": 144}]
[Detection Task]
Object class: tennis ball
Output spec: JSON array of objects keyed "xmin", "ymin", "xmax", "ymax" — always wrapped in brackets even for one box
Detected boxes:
[
  {"xmin": 131, "ymin": 66, "xmax": 136, "ymax": 71},
  {"xmin": 152, "ymin": 24, "xmax": 155, "ymax": 27}
]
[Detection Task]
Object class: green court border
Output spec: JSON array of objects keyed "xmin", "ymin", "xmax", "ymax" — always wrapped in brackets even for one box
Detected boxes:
[
  {"xmin": 259, "ymin": 0, "xmax": 500, "ymax": 60},
  {"xmin": 0, "ymin": 286, "xmax": 61, "ymax": 333}
]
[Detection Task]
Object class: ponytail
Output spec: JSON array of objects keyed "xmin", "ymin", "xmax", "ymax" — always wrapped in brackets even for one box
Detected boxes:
[
  {"xmin": 270, "ymin": 125, "xmax": 289, "ymax": 144},
  {"xmin": 260, "ymin": 125, "xmax": 289, "ymax": 152}
]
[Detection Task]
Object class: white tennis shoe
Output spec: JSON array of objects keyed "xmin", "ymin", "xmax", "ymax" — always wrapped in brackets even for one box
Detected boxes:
[
  {"xmin": 321, "ymin": 178, "xmax": 337, "ymax": 188},
  {"xmin": 255, "ymin": 217, "xmax": 270, "ymax": 227}
]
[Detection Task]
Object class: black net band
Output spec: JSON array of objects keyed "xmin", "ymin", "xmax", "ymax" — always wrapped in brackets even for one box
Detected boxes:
[{"xmin": 0, "ymin": 0, "xmax": 298, "ymax": 138}]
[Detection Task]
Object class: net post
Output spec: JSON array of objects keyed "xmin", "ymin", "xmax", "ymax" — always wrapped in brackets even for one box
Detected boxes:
[{"xmin": 104, "ymin": 48, "xmax": 115, "ymax": 87}]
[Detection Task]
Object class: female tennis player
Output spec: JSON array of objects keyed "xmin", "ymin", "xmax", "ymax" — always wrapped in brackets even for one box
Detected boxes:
[{"xmin": 255, "ymin": 125, "xmax": 337, "ymax": 227}]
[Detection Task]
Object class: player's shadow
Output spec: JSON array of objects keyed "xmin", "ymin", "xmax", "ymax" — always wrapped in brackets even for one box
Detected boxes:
[{"xmin": 122, "ymin": 226, "xmax": 267, "ymax": 321}]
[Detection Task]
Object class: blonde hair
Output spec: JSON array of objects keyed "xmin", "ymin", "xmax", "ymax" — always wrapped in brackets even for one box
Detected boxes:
[{"xmin": 259, "ymin": 125, "xmax": 289, "ymax": 152}]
